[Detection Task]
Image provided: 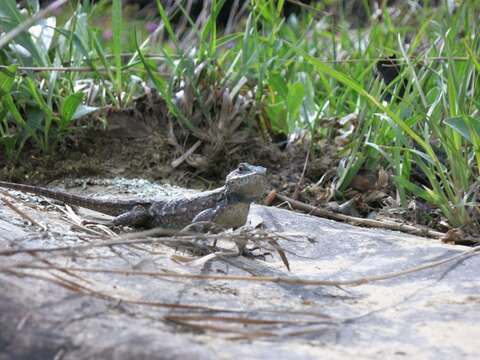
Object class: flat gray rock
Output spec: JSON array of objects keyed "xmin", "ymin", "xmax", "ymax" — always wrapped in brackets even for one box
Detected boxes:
[{"xmin": 0, "ymin": 194, "xmax": 478, "ymax": 360}]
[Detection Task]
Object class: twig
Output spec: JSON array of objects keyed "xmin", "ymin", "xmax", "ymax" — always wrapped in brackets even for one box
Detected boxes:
[
  {"xmin": 164, "ymin": 314, "xmax": 327, "ymax": 325},
  {"xmin": 165, "ymin": 317, "xmax": 277, "ymax": 337},
  {"xmin": 0, "ymin": 226, "xmax": 280, "ymax": 256},
  {"xmin": 0, "ymin": 65, "xmax": 113, "ymax": 73},
  {"xmin": 3, "ymin": 268, "xmax": 259, "ymax": 313},
  {"xmin": 0, "ymin": 195, "xmax": 44, "ymax": 229},
  {"xmin": 0, "ymin": 65, "xmax": 170, "ymax": 75},
  {"xmin": 1, "ymin": 236, "xmax": 93, "ymax": 285},
  {"xmin": 171, "ymin": 140, "xmax": 202, "ymax": 168},
  {"xmin": 8, "ymin": 245, "xmax": 479, "ymax": 287},
  {"xmin": 229, "ymin": 323, "xmax": 336, "ymax": 340},
  {"xmin": 0, "ymin": 57, "xmax": 470, "ymax": 74},
  {"xmin": 273, "ymin": 193, "xmax": 446, "ymax": 239},
  {"xmin": 164, "ymin": 313, "xmax": 338, "ymax": 339},
  {"xmin": 293, "ymin": 147, "xmax": 310, "ymax": 200},
  {"xmin": 0, "ymin": 227, "xmax": 187, "ymax": 256}
]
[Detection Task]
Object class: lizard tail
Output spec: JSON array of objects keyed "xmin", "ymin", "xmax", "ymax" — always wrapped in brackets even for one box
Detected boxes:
[{"xmin": 0, "ymin": 181, "xmax": 132, "ymax": 216}]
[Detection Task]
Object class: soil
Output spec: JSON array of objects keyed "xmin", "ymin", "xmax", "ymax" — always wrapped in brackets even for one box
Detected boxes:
[{"xmin": 0, "ymin": 95, "xmax": 338, "ymax": 195}]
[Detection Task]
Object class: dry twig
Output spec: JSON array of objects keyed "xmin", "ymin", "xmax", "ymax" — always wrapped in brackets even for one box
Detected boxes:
[
  {"xmin": 4, "ymin": 268, "xmax": 240, "ymax": 313},
  {"xmin": 292, "ymin": 147, "xmax": 310, "ymax": 200},
  {"xmin": 0, "ymin": 194, "xmax": 44, "ymax": 229},
  {"xmin": 272, "ymin": 192, "xmax": 446, "ymax": 239},
  {"xmin": 171, "ymin": 140, "xmax": 203, "ymax": 168},
  {"xmin": 7, "ymin": 245, "xmax": 478, "ymax": 287}
]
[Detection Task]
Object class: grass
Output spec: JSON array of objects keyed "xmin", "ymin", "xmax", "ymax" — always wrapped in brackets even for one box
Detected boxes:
[{"xmin": 0, "ymin": 0, "xmax": 479, "ymax": 231}]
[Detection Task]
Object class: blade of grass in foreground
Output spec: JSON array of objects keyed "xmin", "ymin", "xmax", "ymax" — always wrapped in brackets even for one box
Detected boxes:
[{"xmin": 112, "ymin": 0, "xmax": 123, "ymax": 101}]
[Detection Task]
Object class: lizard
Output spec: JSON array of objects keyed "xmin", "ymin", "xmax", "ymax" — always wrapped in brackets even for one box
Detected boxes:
[{"xmin": 0, "ymin": 163, "xmax": 268, "ymax": 230}]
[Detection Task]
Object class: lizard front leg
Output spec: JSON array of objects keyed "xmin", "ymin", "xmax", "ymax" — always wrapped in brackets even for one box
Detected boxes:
[
  {"xmin": 112, "ymin": 205, "xmax": 150, "ymax": 227},
  {"xmin": 190, "ymin": 207, "xmax": 250, "ymax": 255},
  {"xmin": 182, "ymin": 208, "xmax": 222, "ymax": 233},
  {"xmin": 191, "ymin": 208, "xmax": 216, "ymax": 223},
  {"xmin": 190, "ymin": 202, "xmax": 249, "ymax": 231}
]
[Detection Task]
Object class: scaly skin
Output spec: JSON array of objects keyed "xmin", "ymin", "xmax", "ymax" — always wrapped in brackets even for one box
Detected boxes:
[
  {"xmin": 0, "ymin": 181, "xmax": 148, "ymax": 216},
  {"xmin": 0, "ymin": 163, "xmax": 268, "ymax": 229}
]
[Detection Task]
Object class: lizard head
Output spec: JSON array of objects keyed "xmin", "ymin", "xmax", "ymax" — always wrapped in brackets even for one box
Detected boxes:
[{"xmin": 225, "ymin": 163, "xmax": 268, "ymax": 199}]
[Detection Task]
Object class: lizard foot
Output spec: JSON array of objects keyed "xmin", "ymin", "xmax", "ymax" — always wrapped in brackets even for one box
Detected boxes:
[
  {"xmin": 241, "ymin": 247, "xmax": 272, "ymax": 260},
  {"xmin": 112, "ymin": 205, "xmax": 150, "ymax": 227},
  {"xmin": 180, "ymin": 221, "xmax": 225, "ymax": 234}
]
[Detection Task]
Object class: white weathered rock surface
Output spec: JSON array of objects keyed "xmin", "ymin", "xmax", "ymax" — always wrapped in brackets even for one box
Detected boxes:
[{"xmin": 0, "ymin": 195, "xmax": 479, "ymax": 360}]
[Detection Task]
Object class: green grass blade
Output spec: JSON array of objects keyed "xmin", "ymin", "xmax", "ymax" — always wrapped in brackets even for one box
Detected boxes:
[{"xmin": 112, "ymin": 0, "xmax": 123, "ymax": 96}]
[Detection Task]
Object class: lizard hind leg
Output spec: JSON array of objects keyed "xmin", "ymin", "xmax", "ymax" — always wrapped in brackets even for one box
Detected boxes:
[{"xmin": 112, "ymin": 205, "xmax": 150, "ymax": 228}]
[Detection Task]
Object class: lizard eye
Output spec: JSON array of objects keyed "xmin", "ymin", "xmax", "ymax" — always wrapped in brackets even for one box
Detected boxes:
[{"xmin": 238, "ymin": 163, "xmax": 248, "ymax": 172}]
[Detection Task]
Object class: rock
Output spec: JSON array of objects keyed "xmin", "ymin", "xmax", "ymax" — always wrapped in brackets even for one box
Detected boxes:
[{"xmin": 0, "ymin": 196, "xmax": 478, "ymax": 359}]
